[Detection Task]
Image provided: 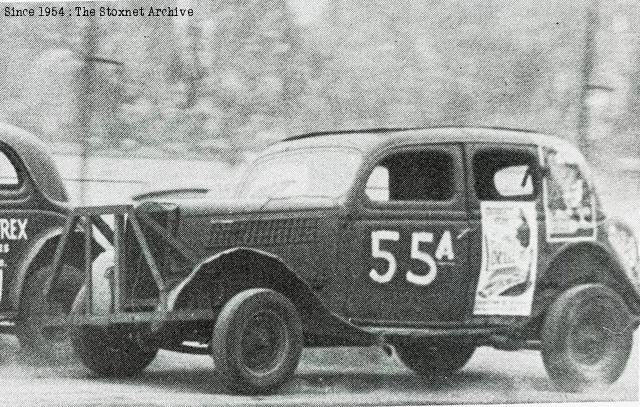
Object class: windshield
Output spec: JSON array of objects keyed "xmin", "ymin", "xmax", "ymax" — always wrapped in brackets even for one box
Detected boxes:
[{"xmin": 236, "ymin": 148, "xmax": 363, "ymax": 199}]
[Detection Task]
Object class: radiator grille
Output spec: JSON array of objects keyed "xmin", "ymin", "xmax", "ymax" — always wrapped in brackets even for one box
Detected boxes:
[{"xmin": 207, "ymin": 218, "xmax": 319, "ymax": 248}]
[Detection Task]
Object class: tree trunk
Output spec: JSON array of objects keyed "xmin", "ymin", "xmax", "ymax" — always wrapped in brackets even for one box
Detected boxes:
[
  {"xmin": 577, "ymin": 0, "xmax": 599, "ymax": 162},
  {"xmin": 78, "ymin": 15, "xmax": 97, "ymax": 205}
]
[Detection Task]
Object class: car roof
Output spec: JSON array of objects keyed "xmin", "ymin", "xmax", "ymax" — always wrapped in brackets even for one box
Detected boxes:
[
  {"xmin": 0, "ymin": 122, "xmax": 68, "ymax": 202},
  {"xmin": 264, "ymin": 126, "xmax": 576, "ymax": 156}
]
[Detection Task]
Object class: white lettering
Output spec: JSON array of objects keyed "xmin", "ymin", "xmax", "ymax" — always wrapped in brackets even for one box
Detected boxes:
[
  {"xmin": 435, "ymin": 230, "xmax": 455, "ymax": 261},
  {"xmin": 369, "ymin": 230, "xmax": 455, "ymax": 286},
  {"xmin": 0, "ymin": 219, "xmax": 9, "ymax": 240},
  {"xmin": 0, "ymin": 218, "xmax": 28, "ymax": 240},
  {"xmin": 369, "ymin": 230, "xmax": 400, "ymax": 284},
  {"xmin": 406, "ymin": 232, "xmax": 438, "ymax": 286},
  {"xmin": 17, "ymin": 218, "xmax": 27, "ymax": 240}
]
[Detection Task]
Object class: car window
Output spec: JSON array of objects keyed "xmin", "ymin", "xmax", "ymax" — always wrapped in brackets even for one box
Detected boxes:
[
  {"xmin": 365, "ymin": 166, "xmax": 390, "ymax": 201},
  {"xmin": 494, "ymin": 165, "xmax": 533, "ymax": 197},
  {"xmin": 237, "ymin": 148, "xmax": 362, "ymax": 199},
  {"xmin": 473, "ymin": 149, "xmax": 536, "ymax": 200},
  {"xmin": 366, "ymin": 150, "xmax": 454, "ymax": 202},
  {"xmin": 0, "ymin": 149, "xmax": 20, "ymax": 188}
]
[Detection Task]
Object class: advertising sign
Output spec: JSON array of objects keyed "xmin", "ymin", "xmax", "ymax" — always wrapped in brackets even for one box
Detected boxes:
[
  {"xmin": 543, "ymin": 147, "xmax": 597, "ymax": 242},
  {"xmin": 474, "ymin": 201, "xmax": 538, "ymax": 316}
]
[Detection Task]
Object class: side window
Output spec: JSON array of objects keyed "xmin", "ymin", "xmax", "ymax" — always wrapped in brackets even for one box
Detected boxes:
[
  {"xmin": 494, "ymin": 165, "xmax": 533, "ymax": 197},
  {"xmin": 365, "ymin": 150, "xmax": 454, "ymax": 202},
  {"xmin": 473, "ymin": 149, "xmax": 536, "ymax": 201},
  {"xmin": 365, "ymin": 166, "xmax": 389, "ymax": 201},
  {"xmin": 0, "ymin": 148, "xmax": 20, "ymax": 189}
]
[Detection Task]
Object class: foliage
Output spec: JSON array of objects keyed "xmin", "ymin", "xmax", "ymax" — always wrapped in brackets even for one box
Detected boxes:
[{"xmin": 0, "ymin": 0, "xmax": 638, "ymax": 162}]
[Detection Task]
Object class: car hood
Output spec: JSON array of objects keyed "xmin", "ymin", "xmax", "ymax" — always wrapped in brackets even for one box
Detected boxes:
[
  {"xmin": 137, "ymin": 196, "xmax": 342, "ymax": 218},
  {"xmin": 136, "ymin": 196, "xmax": 342, "ymax": 251}
]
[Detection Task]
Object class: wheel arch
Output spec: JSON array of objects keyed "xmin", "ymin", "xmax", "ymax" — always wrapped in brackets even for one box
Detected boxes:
[
  {"xmin": 168, "ymin": 247, "xmax": 373, "ymax": 345},
  {"xmin": 10, "ymin": 227, "xmax": 103, "ymax": 311},
  {"xmin": 532, "ymin": 240, "xmax": 640, "ymax": 319}
]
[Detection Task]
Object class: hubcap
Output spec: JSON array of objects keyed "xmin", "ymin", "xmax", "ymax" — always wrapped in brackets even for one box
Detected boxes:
[
  {"xmin": 240, "ymin": 309, "xmax": 288, "ymax": 375},
  {"xmin": 568, "ymin": 301, "xmax": 615, "ymax": 366}
]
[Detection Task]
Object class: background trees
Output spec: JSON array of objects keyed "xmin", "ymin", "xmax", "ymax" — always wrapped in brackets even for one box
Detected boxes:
[{"xmin": 0, "ymin": 0, "xmax": 638, "ymax": 164}]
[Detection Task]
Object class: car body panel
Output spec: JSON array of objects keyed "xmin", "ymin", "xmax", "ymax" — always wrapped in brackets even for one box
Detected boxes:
[
  {"xmin": 0, "ymin": 124, "xmax": 71, "ymax": 314},
  {"xmin": 2, "ymin": 123, "xmax": 635, "ymax": 345},
  {"xmin": 123, "ymin": 128, "xmax": 637, "ymax": 338}
]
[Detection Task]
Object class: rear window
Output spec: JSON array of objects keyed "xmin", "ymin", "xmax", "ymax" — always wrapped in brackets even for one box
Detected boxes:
[{"xmin": 0, "ymin": 149, "xmax": 20, "ymax": 188}]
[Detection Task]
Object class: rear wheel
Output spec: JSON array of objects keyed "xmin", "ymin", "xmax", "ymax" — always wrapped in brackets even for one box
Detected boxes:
[
  {"xmin": 211, "ymin": 288, "xmax": 303, "ymax": 394},
  {"xmin": 394, "ymin": 339, "xmax": 476, "ymax": 378},
  {"xmin": 17, "ymin": 265, "xmax": 82, "ymax": 363},
  {"xmin": 541, "ymin": 284, "xmax": 634, "ymax": 392},
  {"xmin": 70, "ymin": 290, "xmax": 158, "ymax": 377}
]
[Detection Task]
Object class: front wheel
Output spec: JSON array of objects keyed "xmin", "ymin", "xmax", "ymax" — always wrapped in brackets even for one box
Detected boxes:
[
  {"xmin": 211, "ymin": 288, "xmax": 303, "ymax": 394},
  {"xmin": 541, "ymin": 284, "xmax": 634, "ymax": 392},
  {"xmin": 394, "ymin": 339, "xmax": 476, "ymax": 378},
  {"xmin": 70, "ymin": 289, "xmax": 158, "ymax": 377}
]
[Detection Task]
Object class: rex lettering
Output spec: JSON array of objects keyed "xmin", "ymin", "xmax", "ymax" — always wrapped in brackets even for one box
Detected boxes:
[{"xmin": 0, "ymin": 218, "xmax": 28, "ymax": 240}]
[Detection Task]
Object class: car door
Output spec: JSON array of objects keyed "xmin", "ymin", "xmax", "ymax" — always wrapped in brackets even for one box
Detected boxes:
[
  {"xmin": 0, "ymin": 142, "xmax": 34, "ymax": 309},
  {"xmin": 466, "ymin": 143, "xmax": 542, "ymax": 317},
  {"xmin": 345, "ymin": 143, "xmax": 472, "ymax": 326}
]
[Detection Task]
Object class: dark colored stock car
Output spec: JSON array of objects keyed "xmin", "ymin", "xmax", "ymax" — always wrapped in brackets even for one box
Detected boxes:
[
  {"xmin": 5, "ymin": 123, "xmax": 640, "ymax": 394},
  {"xmin": 0, "ymin": 123, "xmax": 100, "ymax": 361}
]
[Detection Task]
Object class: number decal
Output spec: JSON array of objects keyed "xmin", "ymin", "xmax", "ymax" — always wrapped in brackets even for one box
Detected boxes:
[
  {"xmin": 369, "ymin": 230, "xmax": 400, "ymax": 283},
  {"xmin": 370, "ymin": 230, "xmax": 455, "ymax": 286},
  {"xmin": 435, "ymin": 230, "xmax": 454, "ymax": 260},
  {"xmin": 406, "ymin": 232, "xmax": 438, "ymax": 286}
]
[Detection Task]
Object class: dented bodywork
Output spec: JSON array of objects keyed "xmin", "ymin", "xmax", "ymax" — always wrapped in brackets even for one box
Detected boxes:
[{"xmin": 39, "ymin": 126, "xmax": 640, "ymax": 352}]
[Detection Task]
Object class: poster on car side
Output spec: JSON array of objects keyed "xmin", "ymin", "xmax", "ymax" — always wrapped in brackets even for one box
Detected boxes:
[
  {"xmin": 543, "ymin": 146, "xmax": 597, "ymax": 242},
  {"xmin": 474, "ymin": 201, "xmax": 538, "ymax": 316}
]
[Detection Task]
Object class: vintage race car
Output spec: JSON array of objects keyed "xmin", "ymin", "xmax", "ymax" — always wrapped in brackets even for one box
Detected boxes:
[
  {"xmin": 0, "ymin": 123, "xmax": 102, "ymax": 361},
  {"xmin": 37, "ymin": 126, "xmax": 640, "ymax": 394}
]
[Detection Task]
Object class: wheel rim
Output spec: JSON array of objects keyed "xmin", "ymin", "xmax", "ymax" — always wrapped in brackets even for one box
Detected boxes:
[
  {"xmin": 567, "ymin": 300, "xmax": 616, "ymax": 366},
  {"xmin": 240, "ymin": 309, "xmax": 289, "ymax": 375}
]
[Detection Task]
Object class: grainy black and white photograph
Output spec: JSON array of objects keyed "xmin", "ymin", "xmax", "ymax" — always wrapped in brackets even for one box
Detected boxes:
[{"xmin": 0, "ymin": 0, "xmax": 638, "ymax": 405}]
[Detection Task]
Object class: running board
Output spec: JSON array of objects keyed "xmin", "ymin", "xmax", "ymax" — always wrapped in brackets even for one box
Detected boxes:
[
  {"xmin": 162, "ymin": 341, "xmax": 211, "ymax": 355},
  {"xmin": 361, "ymin": 325, "xmax": 509, "ymax": 339},
  {"xmin": 483, "ymin": 335, "xmax": 541, "ymax": 351}
]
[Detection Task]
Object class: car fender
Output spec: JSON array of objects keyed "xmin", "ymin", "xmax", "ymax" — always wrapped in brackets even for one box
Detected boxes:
[
  {"xmin": 604, "ymin": 216, "xmax": 640, "ymax": 278},
  {"xmin": 168, "ymin": 246, "xmax": 374, "ymax": 344},
  {"xmin": 533, "ymin": 240, "xmax": 640, "ymax": 317},
  {"xmin": 10, "ymin": 226, "xmax": 64, "ymax": 310},
  {"xmin": 167, "ymin": 247, "xmax": 306, "ymax": 309}
]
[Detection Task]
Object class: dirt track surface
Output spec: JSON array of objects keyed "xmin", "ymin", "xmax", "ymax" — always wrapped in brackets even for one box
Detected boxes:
[{"xmin": 0, "ymin": 333, "xmax": 637, "ymax": 406}]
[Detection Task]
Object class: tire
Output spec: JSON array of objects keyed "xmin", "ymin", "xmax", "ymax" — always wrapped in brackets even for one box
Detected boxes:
[
  {"xmin": 16, "ymin": 265, "xmax": 82, "ymax": 364},
  {"xmin": 211, "ymin": 288, "xmax": 303, "ymax": 394},
  {"xmin": 70, "ymin": 289, "xmax": 158, "ymax": 377},
  {"xmin": 541, "ymin": 284, "xmax": 634, "ymax": 392},
  {"xmin": 394, "ymin": 339, "xmax": 476, "ymax": 378}
]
